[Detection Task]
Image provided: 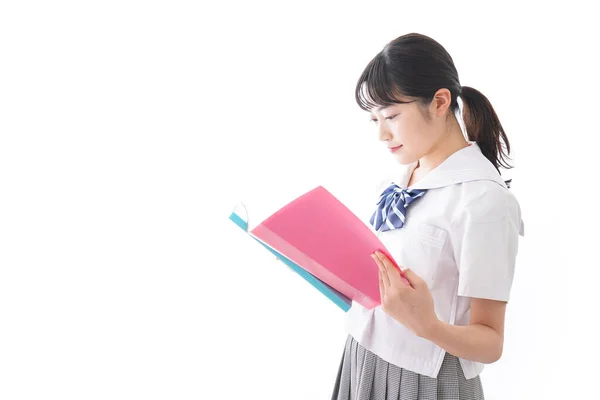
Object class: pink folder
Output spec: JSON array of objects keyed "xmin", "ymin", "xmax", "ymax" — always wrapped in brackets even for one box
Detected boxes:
[{"xmin": 251, "ymin": 185, "xmax": 402, "ymax": 310}]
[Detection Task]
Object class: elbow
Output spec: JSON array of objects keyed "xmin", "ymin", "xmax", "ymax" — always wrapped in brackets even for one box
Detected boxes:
[
  {"xmin": 485, "ymin": 350, "xmax": 502, "ymax": 364},
  {"xmin": 483, "ymin": 342, "xmax": 503, "ymax": 364}
]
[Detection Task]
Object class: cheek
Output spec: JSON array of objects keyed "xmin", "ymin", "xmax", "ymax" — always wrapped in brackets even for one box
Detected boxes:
[
  {"xmin": 391, "ymin": 118, "xmax": 422, "ymax": 146},
  {"xmin": 390, "ymin": 118, "xmax": 432, "ymax": 162},
  {"xmin": 389, "ymin": 119, "xmax": 410, "ymax": 140}
]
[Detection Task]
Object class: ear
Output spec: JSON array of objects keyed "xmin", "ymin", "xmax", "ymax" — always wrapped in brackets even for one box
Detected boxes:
[{"xmin": 430, "ymin": 88, "xmax": 452, "ymax": 118}]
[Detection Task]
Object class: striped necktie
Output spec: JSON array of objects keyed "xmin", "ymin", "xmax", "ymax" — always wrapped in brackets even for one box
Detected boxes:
[{"xmin": 370, "ymin": 183, "xmax": 427, "ymax": 232}]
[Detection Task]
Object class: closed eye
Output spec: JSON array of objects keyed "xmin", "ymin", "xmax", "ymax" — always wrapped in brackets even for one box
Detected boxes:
[{"xmin": 370, "ymin": 114, "xmax": 399, "ymax": 123}]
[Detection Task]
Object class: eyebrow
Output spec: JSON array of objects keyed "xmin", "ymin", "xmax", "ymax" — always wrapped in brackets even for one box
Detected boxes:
[
  {"xmin": 370, "ymin": 104, "xmax": 397, "ymax": 116},
  {"xmin": 373, "ymin": 105, "xmax": 391, "ymax": 112},
  {"xmin": 371, "ymin": 100, "xmax": 415, "ymax": 114}
]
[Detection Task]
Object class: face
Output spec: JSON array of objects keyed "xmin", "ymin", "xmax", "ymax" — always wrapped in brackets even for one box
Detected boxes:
[{"xmin": 369, "ymin": 98, "xmax": 444, "ymax": 165}]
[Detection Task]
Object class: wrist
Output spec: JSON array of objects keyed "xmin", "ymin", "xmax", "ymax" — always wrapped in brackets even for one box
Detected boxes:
[{"xmin": 420, "ymin": 316, "xmax": 443, "ymax": 341}]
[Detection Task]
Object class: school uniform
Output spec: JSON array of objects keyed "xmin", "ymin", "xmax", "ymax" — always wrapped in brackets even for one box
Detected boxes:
[{"xmin": 332, "ymin": 142, "xmax": 524, "ymax": 400}]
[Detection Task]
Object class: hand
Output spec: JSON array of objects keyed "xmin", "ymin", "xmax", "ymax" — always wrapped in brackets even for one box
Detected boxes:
[{"xmin": 371, "ymin": 251, "xmax": 439, "ymax": 338}]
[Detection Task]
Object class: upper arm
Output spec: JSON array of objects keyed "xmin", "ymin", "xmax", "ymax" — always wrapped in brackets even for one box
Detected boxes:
[
  {"xmin": 451, "ymin": 183, "xmax": 521, "ymax": 360},
  {"xmin": 451, "ymin": 184, "xmax": 523, "ymax": 302},
  {"xmin": 469, "ymin": 297, "xmax": 507, "ymax": 338}
]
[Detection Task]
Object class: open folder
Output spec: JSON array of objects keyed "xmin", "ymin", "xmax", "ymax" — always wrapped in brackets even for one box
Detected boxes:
[{"xmin": 229, "ymin": 186, "xmax": 401, "ymax": 311}]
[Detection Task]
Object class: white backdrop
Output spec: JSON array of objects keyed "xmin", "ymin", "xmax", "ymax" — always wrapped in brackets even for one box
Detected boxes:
[{"xmin": 1, "ymin": 1, "xmax": 599, "ymax": 399}]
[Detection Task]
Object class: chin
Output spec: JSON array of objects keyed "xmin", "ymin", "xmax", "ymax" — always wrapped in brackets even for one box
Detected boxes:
[{"xmin": 393, "ymin": 153, "xmax": 418, "ymax": 165}]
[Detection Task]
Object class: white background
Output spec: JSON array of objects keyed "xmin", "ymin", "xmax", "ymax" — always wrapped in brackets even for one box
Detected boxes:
[{"xmin": 1, "ymin": 1, "xmax": 599, "ymax": 399}]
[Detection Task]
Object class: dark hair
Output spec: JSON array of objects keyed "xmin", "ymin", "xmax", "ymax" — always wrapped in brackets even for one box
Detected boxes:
[{"xmin": 355, "ymin": 33, "xmax": 512, "ymax": 176}]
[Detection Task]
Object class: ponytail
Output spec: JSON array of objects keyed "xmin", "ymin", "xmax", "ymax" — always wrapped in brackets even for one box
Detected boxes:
[
  {"xmin": 459, "ymin": 86, "xmax": 512, "ymax": 180},
  {"xmin": 353, "ymin": 33, "xmax": 514, "ymax": 186}
]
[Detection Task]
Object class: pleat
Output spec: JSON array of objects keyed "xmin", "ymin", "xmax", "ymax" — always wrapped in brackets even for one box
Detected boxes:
[
  {"xmin": 386, "ymin": 363, "xmax": 401, "ymax": 400},
  {"xmin": 398, "ymin": 368, "xmax": 418, "ymax": 400},
  {"xmin": 417, "ymin": 372, "xmax": 437, "ymax": 399},
  {"xmin": 350, "ymin": 338, "xmax": 359, "ymax": 397},
  {"xmin": 370, "ymin": 356, "xmax": 388, "ymax": 400},
  {"xmin": 330, "ymin": 335, "xmax": 484, "ymax": 400},
  {"xmin": 355, "ymin": 345, "xmax": 375, "ymax": 400},
  {"xmin": 436, "ymin": 352, "xmax": 460, "ymax": 400}
]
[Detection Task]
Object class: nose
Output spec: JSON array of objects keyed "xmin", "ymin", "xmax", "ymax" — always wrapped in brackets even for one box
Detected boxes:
[{"xmin": 377, "ymin": 123, "xmax": 392, "ymax": 142}]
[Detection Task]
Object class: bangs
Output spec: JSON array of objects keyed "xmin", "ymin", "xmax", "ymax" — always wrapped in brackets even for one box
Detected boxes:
[{"xmin": 355, "ymin": 53, "xmax": 411, "ymax": 112}]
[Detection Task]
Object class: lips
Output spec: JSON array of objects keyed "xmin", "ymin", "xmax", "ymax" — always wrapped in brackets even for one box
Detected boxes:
[{"xmin": 388, "ymin": 145, "xmax": 402, "ymax": 152}]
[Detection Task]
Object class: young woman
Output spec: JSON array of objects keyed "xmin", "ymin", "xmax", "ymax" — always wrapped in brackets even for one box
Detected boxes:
[{"xmin": 331, "ymin": 33, "xmax": 524, "ymax": 400}]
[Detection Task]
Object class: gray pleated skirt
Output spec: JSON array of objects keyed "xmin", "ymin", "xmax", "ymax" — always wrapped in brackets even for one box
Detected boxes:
[{"xmin": 331, "ymin": 335, "xmax": 484, "ymax": 400}]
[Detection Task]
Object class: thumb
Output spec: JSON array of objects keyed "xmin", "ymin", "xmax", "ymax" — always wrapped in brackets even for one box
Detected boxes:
[{"xmin": 400, "ymin": 268, "xmax": 424, "ymax": 288}]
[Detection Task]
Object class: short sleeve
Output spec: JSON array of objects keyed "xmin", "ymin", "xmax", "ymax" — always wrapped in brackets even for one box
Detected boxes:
[{"xmin": 451, "ymin": 184, "xmax": 523, "ymax": 302}]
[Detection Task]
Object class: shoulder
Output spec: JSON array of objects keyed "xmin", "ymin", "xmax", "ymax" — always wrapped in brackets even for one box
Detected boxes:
[{"xmin": 452, "ymin": 180, "xmax": 521, "ymax": 224}]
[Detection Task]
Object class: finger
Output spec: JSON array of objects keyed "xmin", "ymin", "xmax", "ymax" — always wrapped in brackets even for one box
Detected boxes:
[
  {"xmin": 378, "ymin": 268, "xmax": 386, "ymax": 302},
  {"xmin": 372, "ymin": 253, "xmax": 391, "ymax": 288},
  {"xmin": 401, "ymin": 268, "xmax": 424, "ymax": 288},
  {"xmin": 375, "ymin": 251, "xmax": 406, "ymax": 287},
  {"xmin": 400, "ymin": 274, "xmax": 411, "ymax": 286}
]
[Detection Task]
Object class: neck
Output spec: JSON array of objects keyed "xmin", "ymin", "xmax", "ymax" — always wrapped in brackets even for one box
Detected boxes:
[{"xmin": 417, "ymin": 117, "xmax": 469, "ymax": 173}]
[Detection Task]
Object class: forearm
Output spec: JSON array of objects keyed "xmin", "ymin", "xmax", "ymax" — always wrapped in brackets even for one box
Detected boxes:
[{"xmin": 423, "ymin": 319, "xmax": 503, "ymax": 364}]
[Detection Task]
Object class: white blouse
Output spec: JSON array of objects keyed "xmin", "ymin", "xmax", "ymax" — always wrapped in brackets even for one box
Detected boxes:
[{"xmin": 345, "ymin": 142, "xmax": 524, "ymax": 379}]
